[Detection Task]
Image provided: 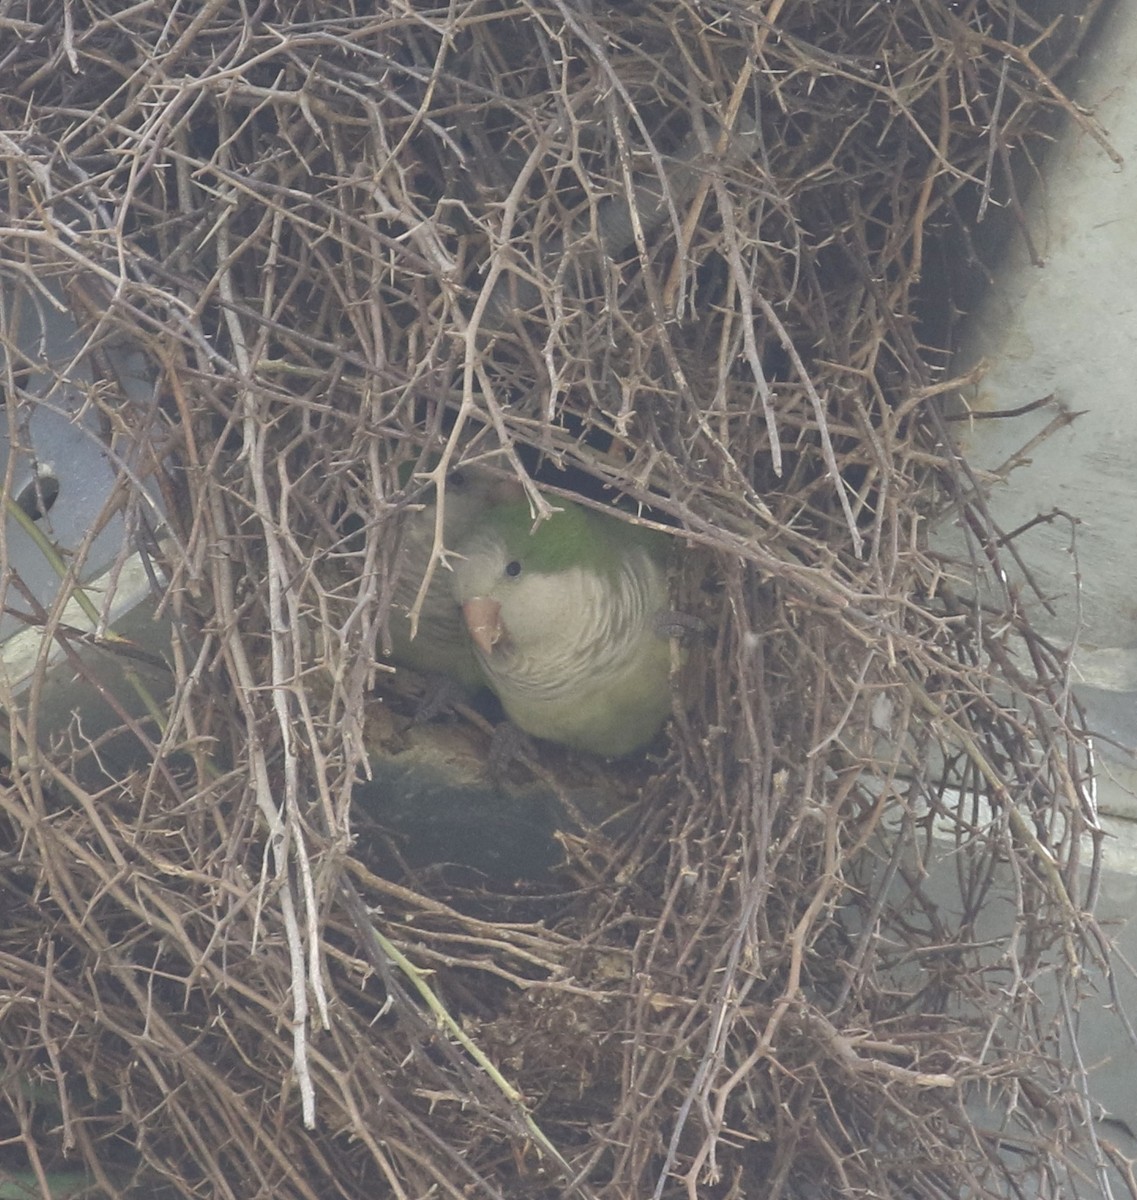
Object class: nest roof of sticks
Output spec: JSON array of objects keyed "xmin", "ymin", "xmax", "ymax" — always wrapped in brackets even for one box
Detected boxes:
[{"xmin": 0, "ymin": 2, "xmax": 1124, "ymax": 1198}]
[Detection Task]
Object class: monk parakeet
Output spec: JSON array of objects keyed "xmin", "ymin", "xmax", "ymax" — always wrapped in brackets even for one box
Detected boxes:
[
  {"xmin": 450, "ymin": 497, "xmax": 677, "ymax": 756},
  {"xmin": 383, "ymin": 467, "xmax": 515, "ymax": 692}
]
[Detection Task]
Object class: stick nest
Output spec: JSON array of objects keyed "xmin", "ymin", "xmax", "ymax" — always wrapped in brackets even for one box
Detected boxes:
[{"xmin": 0, "ymin": 2, "xmax": 1127, "ymax": 1198}]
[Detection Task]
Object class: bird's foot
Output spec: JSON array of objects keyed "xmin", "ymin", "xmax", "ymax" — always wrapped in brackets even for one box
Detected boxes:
[
  {"xmin": 654, "ymin": 609, "xmax": 706, "ymax": 642},
  {"xmin": 487, "ymin": 721, "xmax": 540, "ymax": 778},
  {"xmin": 413, "ymin": 674, "xmax": 470, "ymax": 723}
]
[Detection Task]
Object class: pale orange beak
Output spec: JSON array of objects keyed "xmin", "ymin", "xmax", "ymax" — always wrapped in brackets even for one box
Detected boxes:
[{"xmin": 462, "ymin": 596, "xmax": 503, "ymax": 656}]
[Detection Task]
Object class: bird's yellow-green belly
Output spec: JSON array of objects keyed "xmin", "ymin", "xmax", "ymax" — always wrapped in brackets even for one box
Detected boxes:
[{"xmin": 498, "ymin": 642, "xmax": 674, "ymax": 757}]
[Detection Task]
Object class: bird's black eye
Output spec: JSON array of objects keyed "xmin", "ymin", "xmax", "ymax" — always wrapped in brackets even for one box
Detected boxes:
[
  {"xmin": 505, "ymin": 560, "xmax": 522, "ymax": 578},
  {"xmin": 448, "ymin": 469, "xmax": 466, "ymax": 488}
]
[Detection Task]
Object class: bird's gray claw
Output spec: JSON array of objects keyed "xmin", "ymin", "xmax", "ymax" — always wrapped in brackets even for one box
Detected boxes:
[
  {"xmin": 487, "ymin": 721, "xmax": 538, "ymax": 777},
  {"xmin": 654, "ymin": 609, "xmax": 706, "ymax": 642},
  {"xmin": 413, "ymin": 674, "xmax": 469, "ymax": 723}
]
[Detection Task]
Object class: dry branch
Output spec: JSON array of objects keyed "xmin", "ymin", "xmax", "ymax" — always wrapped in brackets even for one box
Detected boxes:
[{"xmin": 0, "ymin": 2, "xmax": 1125, "ymax": 1199}]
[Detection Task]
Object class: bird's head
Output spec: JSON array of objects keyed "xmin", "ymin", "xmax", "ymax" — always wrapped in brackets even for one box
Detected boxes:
[{"xmin": 452, "ymin": 500, "xmax": 621, "ymax": 660}]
